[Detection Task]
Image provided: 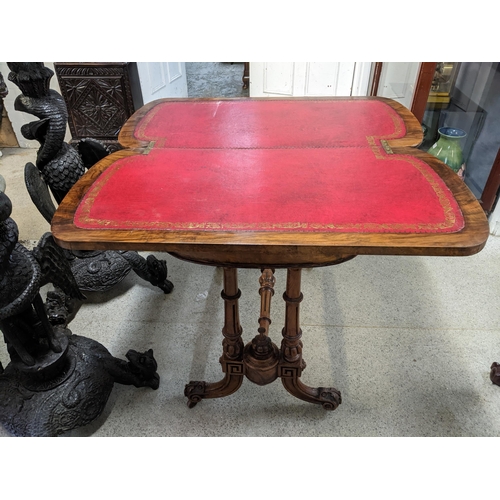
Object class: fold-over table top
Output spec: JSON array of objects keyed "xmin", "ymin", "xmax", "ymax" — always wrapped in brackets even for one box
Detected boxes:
[
  {"xmin": 131, "ymin": 99, "xmax": 405, "ymax": 149},
  {"xmin": 52, "ymin": 97, "xmax": 489, "ymax": 266}
]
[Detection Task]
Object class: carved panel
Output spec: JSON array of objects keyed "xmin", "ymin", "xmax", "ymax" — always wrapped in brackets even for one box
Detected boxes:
[{"xmin": 54, "ymin": 63, "xmax": 137, "ymax": 150}]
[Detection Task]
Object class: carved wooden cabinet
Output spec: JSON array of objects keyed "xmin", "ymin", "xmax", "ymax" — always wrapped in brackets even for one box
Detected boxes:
[{"xmin": 54, "ymin": 62, "xmax": 143, "ymax": 152}]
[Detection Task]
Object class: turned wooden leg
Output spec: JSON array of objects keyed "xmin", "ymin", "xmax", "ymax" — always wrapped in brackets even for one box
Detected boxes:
[
  {"xmin": 185, "ymin": 267, "xmax": 244, "ymax": 407},
  {"xmin": 279, "ymin": 268, "xmax": 342, "ymax": 410},
  {"xmin": 243, "ymin": 269, "xmax": 280, "ymax": 385}
]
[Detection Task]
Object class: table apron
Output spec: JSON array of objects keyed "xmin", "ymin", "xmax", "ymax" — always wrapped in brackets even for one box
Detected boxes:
[{"xmin": 167, "ymin": 249, "xmax": 357, "ymax": 268}]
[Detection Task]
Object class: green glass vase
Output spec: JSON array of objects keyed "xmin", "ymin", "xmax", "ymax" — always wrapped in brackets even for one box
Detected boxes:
[{"xmin": 428, "ymin": 127, "xmax": 466, "ymax": 179}]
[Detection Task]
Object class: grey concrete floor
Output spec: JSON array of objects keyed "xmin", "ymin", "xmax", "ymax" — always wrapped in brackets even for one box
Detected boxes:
[
  {"xmin": 1, "ymin": 145, "xmax": 500, "ymax": 437},
  {"xmin": 186, "ymin": 62, "xmax": 249, "ymax": 98}
]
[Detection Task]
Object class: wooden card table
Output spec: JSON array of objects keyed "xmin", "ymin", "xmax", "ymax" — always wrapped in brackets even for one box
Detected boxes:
[{"xmin": 52, "ymin": 97, "xmax": 489, "ymax": 410}]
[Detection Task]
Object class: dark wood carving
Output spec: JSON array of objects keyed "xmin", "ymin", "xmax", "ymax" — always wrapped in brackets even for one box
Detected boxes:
[{"xmin": 54, "ymin": 63, "xmax": 138, "ymax": 153}]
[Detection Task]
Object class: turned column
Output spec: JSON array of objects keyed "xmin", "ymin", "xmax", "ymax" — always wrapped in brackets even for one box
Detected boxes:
[
  {"xmin": 184, "ymin": 267, "xmax": 244, "ymax": 407},
  {"xmin": 281, "ymin": 268, "xmax": 305, "ymax": 370},
  {"xmin": 280, "ymin": 267, "xmax": 341, "ymax": 410},
  {"xmin": 220, "ymin": 267, "xmax": 244, "ymax": 360},
  {"xmin": 243, "ymin": 269, "xmax": 280, "ymax": 385}
]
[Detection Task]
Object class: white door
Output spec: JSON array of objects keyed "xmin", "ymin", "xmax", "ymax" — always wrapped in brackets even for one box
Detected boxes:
[
  {"xmin": 136, "ymin": 62, "xmax": 188, "ymax": 103},
  {"xmin": 375, "ymin": 62, "xmax": 421, "ymax": 109},
  {"xmin": 249, "ymin": 62, "xmax": 372, "ymax": 97}
]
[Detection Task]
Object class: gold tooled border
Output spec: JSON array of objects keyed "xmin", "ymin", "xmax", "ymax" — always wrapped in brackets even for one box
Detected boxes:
[
  {"xmin": 75, "ymin": 149, "xmax": 464, "ymax": 234},
  {"xmin": 365, "ymin": 135, "xmax": 462, "ymax": 231},
  {"xmin": 133, "ymin": 99, "xmax": 407, "ymax": 148}
]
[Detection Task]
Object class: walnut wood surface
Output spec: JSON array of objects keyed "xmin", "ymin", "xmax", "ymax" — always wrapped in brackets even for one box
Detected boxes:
[{"xmin": 52, "ymin": 97, "xmax": 490, "ymax": 267}]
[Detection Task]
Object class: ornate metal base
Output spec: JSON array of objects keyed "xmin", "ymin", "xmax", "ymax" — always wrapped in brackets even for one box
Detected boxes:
[
  {"xmin": 184, "ymin": 266, "xmax": 345, "ymax": 410},
  {"xmin": 0, "ymin": 330, "xmax": 159, "ymax": 437},
  {"xmin": 0, "ymin": 184, "xmax": 161, "ymax": 437},
  {"xmin": 67, "ymin": 249, "xmax": 174, "ymax": 294}
]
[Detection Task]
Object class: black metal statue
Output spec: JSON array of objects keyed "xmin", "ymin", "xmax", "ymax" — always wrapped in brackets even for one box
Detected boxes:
[
  {"xmin": 6, "ymin": 62, "xmax": 173, "ymax": 294},
  {"xmin": 0, "ymin": 70, "xmax": 7, "ymax": 126},
  {"xmin": 0, "ymin": 187, "xmax": 160, "ymax": 437},
  {"xmin": 0, "ymin": 70, "xmax": 8, "ymax": 161}
]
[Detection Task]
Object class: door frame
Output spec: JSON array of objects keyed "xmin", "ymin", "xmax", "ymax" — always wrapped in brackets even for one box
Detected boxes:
[{"xmin": 481, "ymin": 148, "xmax": 500, "ymax": 214}]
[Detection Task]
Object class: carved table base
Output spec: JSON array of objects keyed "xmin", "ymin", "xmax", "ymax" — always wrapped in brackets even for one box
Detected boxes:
[{"xmin": 184, "ymin": 267, "xmax": 342, "ymax": 410}]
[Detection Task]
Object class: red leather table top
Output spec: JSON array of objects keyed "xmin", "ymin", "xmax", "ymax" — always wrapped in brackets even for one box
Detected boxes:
[{"xmin": 74, "ymin": 99, "xmax": 464, "ymax": 235}]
